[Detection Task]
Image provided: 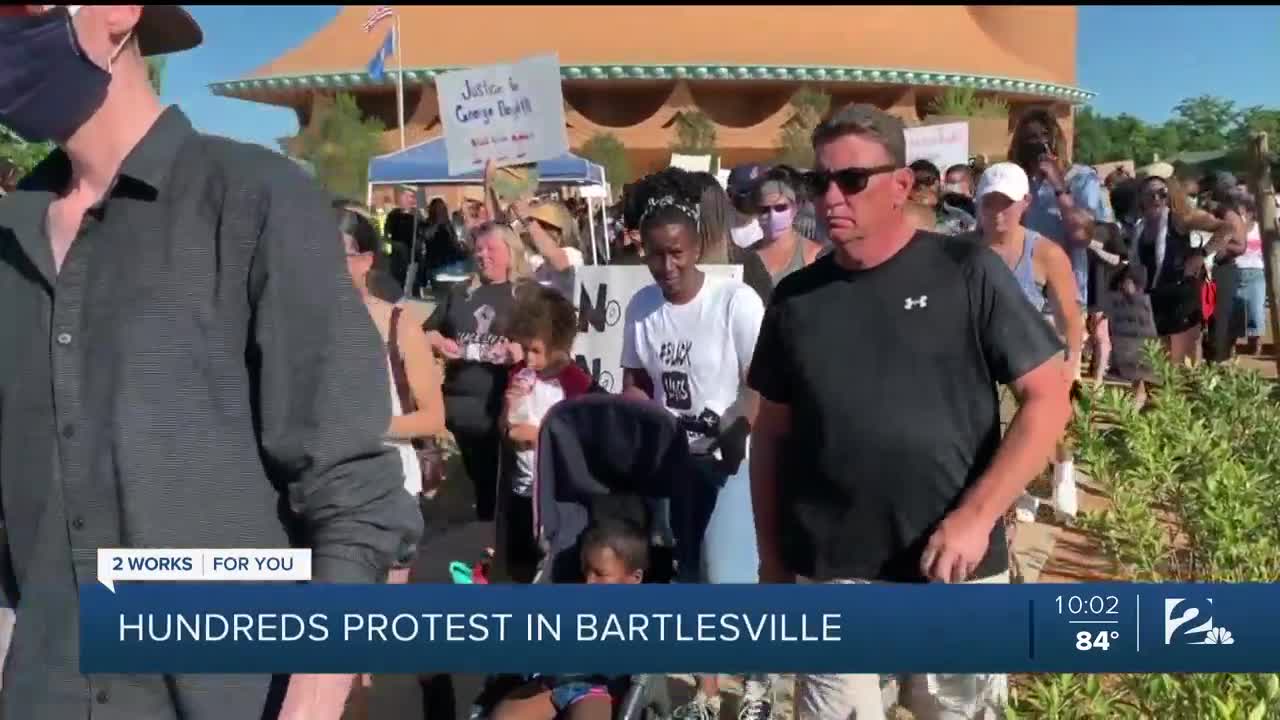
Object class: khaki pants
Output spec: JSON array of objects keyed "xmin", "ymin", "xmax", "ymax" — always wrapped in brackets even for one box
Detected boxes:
[{"xmin": 794, "ymin": 571, "xmax": 1010, "ymax": 720}]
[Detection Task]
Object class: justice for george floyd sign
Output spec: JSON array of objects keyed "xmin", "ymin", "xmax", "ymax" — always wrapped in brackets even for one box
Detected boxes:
[
  {"xmin": 435, "ymin": 53, "xmax": 570, "ymax": 175},
  {"xmin": 571, "ymin": 265, "xmax": 742, "ymax": 393}
]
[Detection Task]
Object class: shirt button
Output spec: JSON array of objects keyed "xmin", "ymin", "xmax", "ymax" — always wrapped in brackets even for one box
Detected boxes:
[
  {"xmin": 61, "ymin": 424, "xmax": 76, "ymax": 439},
  {"xmin": 95, "ymin": 689, "xmax": 109, "ymax": 704},
  {"xmin": 72, "ymin": 516, "xmax": 85, "ymax": 531},
  {"xmin": 56, "ymin": 332, "xmax": 72, "ymax": 345}
]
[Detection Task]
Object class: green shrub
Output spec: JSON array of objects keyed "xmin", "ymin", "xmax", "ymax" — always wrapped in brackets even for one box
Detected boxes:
[
  {"xmin": 1008, "ymin": 342, "xmax": 1280, "ymax": 718},
  {"xmin": 926, "ymin": 87, "xmax": 1009, "ymax": 119}
]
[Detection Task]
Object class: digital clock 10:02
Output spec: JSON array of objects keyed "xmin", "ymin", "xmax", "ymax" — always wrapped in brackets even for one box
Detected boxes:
[{"xmin": 1056, "ymin": 594, "xmax": 1120, "ymax": 616}]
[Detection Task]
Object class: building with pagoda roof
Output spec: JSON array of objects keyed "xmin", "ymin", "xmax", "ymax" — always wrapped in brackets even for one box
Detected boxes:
[{"xmin": 212, "ymin": 5, "xmax": 1093, "ymax": 179}]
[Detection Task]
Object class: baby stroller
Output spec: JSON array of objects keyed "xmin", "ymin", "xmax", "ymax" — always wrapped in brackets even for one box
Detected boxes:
[{"xmin": 473, "ymin": 394, "xmax": 701, "ymax": 720}]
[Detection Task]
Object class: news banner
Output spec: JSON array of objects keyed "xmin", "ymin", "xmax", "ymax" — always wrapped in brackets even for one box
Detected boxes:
[{"xmin": 81, "ymin": 549, "xmax": 1279, "ymax": 674}]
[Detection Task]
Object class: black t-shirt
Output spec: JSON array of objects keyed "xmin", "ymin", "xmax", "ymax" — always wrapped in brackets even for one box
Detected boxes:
[
  {"xmin": 748, "ymin": 231, "xmax": 1063, "ymax": 582},
  {"xmin": 424, "ymin": 281, "xmax": 516, "ymax": 437}
]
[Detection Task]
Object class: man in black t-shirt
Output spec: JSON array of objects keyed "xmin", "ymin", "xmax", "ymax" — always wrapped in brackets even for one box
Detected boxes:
[{"xmin": 747, "ymin": 104, "xmax": 1071, "ymax": 719}]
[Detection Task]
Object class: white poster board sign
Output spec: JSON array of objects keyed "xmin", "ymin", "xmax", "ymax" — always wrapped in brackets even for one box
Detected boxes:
[
  {"xmin": 1102, "ymin": 291, "xmax": 1159, "ymax": 381},
  {"xmin": 669, "ymin": 153, "xmax": 713, "ymax": 173},
  {"xmin": 905, "ymin": 121, "xmax": 970, "ymax": 172},
  {"xmin": 435, "ymin": 53, "xmax": 569, "ymax": 176},
  {"xmin": 571, "ymin": 265, "xmax": 743, "ymax": 392}
]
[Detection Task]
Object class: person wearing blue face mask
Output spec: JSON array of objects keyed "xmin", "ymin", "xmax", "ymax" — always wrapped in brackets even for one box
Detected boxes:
[
  {"xmin": 0, "ymin": 6, "xmax": 422, "ymax": 720},
  {"xmin": 751, "ymin": 167, "xmax": 823, "ymax": 287}
]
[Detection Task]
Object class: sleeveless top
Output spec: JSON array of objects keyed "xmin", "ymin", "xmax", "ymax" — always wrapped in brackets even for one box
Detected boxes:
[
  {"xmin": 384, "ymin": 309, "xmax": 423, "ymax": 496},
  {"xmin": 1011, "ymin": 228, "xmax": 1048, "ymax": 313},
  {"xmin": 769, "ymin": 237, "xmax": 809, "ymax": 286}
]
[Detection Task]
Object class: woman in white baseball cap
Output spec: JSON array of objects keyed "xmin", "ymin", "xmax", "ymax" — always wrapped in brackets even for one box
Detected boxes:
[{"xmin": 976, "ymin": 162, "xmax": 1084, "ymax": 523}]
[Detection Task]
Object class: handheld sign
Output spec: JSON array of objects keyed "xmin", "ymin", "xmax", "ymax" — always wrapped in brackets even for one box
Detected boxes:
[
  {"xmin": 1102, "ymin": 291, "xmax": 1159, "ymax": 381},
  {"xmin": 97, "ymin": 549, "xmax": 312, "ymax": 592},
  {"xmin": 905, "ymin": 122, "xmax": 970, "ymax": 173},
  {"xmin": 435, "ymin": 53, "xmax": 569, "ymax": 176}
]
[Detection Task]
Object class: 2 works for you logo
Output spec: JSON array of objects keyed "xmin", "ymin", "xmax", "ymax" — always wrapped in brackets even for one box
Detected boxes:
[{"xmin": 1164, "ymin": 598, "xmax": 1234, "ymax": 646}]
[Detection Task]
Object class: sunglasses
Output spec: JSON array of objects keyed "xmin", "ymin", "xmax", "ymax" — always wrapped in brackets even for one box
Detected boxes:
[
  {"xmin": 760, "ymin": 203, "xmax": 791, "ymax": 214},
  {"xmin": 913, "ymin": 175, "xmax": 940, "ymax": 189},
  {"xmin": 802, "ymin": 165, "xmax": 899, "ymax": 197}
]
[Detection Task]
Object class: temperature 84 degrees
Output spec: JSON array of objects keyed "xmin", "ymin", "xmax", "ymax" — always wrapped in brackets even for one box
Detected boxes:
[{"xmin": 1076, "ymin": 629, "xmax": 1120, "ymax": 651}]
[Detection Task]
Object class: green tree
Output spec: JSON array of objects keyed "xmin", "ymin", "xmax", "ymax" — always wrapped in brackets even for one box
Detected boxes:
[
  {"xmin": 1147, "ymin": 120, "xmax": 1185, "ymax": 163},
  {"xmin": 1172, "ymin": 94, "xmax": 1239, "ymax": 152},
  {"xmin": 296, "ymin": 93, "xmax": 385, "ymax": 200},
  {"xmin": 146, "ymin": 56, "xmax": 166, "ymax": 96},
  {"xmin": 670, "ymin": 109, "xmax": 717, "ymax": 159},
  {"xmin": 578, "ymin": 132, "xmax": 631, "ymax": 196},
  {"xmin": 1235, "ymin": 106, "xmax": 1280, "ymax": 147},
  {"xmin": 1071, "ymin": 106, "xmax": 1114, "ymax": 165},
  {"xmin": 777, "ymin": 87, "xmax": 831, "ymax": 168},
  {"xmin": 0, "ymin": 126, "xmax": 54, "ymax": 176}
]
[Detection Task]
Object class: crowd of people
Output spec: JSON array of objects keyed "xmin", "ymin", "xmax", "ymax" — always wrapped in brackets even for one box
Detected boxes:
[{"xmin": 0, "ymin": 5, "xmax": 1274, "ymax": 720}]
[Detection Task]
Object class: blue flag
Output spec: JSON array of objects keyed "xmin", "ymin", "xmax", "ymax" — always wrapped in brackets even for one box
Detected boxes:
[{"xmin": 367, "ymin": 27, "xmax": 395, "ymax": 81}]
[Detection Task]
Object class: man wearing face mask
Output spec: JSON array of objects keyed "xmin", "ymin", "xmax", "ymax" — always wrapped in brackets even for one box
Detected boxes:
[{"xmin": 0, "ymin": 6, "xmax": 422, "ymax": 720}]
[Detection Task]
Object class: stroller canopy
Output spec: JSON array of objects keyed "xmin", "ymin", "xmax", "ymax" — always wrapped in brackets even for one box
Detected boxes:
[{"xmin": 535, "ymin": 396, "xmax": 691, "ymax": 562}]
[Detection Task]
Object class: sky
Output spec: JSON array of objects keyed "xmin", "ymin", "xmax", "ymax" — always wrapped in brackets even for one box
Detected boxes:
[{"xmin": 162, "ymin": 5, "xmax": 1280, "ymax": 149}]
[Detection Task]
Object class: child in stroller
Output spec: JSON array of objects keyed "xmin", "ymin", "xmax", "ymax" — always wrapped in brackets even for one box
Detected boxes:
[
  {"xmin": 487, "ymin": 519, "xmax": 648, "ymax": 720},
  {"xmin": 474, "ymin": 394, "xmax": 695, "ymax": 720}
]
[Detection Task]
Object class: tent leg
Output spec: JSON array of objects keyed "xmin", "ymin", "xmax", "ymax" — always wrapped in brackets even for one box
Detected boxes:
[{"xmin": 587, "ymin": 196, "xmax": 598, "ymax": 265}]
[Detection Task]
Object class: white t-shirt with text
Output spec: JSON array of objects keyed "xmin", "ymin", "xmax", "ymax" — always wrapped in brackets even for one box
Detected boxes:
[{"xmin": 620, "ymin": 274, "xmax": 764, "ymax": 455}]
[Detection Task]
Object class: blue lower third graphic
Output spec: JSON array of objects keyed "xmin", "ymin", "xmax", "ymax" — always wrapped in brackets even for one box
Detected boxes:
[{"xmin": 78, "ymin": 583, "xmax": 1280, "ymax": 674}]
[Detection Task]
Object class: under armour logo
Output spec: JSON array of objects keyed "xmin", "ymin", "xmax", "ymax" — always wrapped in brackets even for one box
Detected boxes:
[{"xmin": 904, "ymin": 295, "xmax": 928, "ymax": 310}]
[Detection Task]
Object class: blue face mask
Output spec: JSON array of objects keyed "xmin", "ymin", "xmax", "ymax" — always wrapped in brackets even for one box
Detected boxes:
[{"xmin": 0, "ymin": 8, "xmax": 112, "ymax": 144}]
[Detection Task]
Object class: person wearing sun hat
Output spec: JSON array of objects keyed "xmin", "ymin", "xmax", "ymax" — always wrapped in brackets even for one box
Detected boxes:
[
  {"xmin": 0, "ymin": 6, "xmax": 422, "ymax": 719},
  {"xmin": 508, "ymin": 196, "xmax": 586, "ymax": 298}
]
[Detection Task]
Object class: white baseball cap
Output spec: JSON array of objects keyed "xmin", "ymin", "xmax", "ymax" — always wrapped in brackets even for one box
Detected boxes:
[{"xmin": 976, "ymin": 162, "xmax": 1031, "ymax": 203}]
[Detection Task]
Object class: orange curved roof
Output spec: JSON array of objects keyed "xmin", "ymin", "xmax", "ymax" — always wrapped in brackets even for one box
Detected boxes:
[{"xmin": 250, "ymin": 5, "xmax": 1076, "ymax": 86}]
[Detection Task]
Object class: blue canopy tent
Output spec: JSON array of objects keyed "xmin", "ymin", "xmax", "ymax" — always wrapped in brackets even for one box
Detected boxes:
[
  {"xmin": 367, "ymin": 137, "xmax": 611, "ymax": 265},
  {"xmin": 367, "ymin": 136, "xmax": 605, "ymax": 186}
]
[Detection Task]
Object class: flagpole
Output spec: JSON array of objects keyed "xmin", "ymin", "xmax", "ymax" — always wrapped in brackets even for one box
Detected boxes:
[{"xmin": 394, "ymin": 11, "xmax": 406, "ymax": 149}]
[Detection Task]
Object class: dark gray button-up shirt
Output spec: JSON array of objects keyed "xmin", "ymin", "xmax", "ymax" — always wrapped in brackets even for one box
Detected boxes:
[{"xmin": 0, "ymin": 107, "xmax": 423, "ymax": 719}]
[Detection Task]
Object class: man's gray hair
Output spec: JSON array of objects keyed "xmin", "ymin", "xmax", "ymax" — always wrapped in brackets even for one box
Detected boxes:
[{"xmin": 811, "ymin": 103, "xmax": 907, "ymax": 167}]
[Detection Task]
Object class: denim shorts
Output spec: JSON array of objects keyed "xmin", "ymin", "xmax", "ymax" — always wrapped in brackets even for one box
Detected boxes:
[{"xmin": 1236, "ymin": 267, "xmax": 1267, "ymax": 338}]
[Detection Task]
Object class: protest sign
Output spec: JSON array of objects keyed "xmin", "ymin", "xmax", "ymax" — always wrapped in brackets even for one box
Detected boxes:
[
  {"xmin": 572, "ymin": 265, "xmax": 742, "ymax": 392},
  {"xmin": 669, "ymin": 153, "xmax": 713, "ymax": 173},
  {"xmin": 1102, "ymin": 291, "xmax": 1159, "ymax": 381},
  {"xmin": 905, "ymin": 122, "xmax": 970, "ymax": 172},
  {"xmin": 435, "ymin": 53, "xmax": 569, "ymax": 176}
]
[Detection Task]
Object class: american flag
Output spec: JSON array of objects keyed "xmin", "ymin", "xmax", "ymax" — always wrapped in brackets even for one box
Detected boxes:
[{"xmin": 362, "ymin": 5, "xmax": 394, "ymax": 32}]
